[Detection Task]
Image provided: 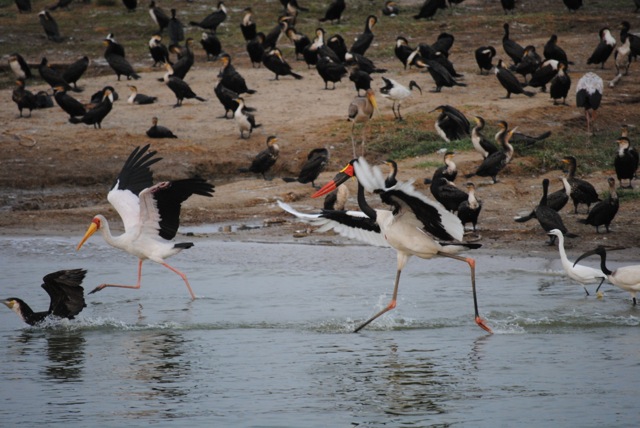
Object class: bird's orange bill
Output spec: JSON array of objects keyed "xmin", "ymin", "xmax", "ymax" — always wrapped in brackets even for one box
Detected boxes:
[
  {"xmin": 311, "ymin": 163, "xmax": 355, "ymax": 198},
  {"xmin": 476, "ymin": 316, "xmax": 493, "ymax": 333},
  {"xmin": 76, "ymin": 218, "xmax": 99, "ymax": 251}
]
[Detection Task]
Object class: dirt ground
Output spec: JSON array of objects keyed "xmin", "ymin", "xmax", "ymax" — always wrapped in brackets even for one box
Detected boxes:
[{"xmin": 1, "ymin": 0, "xmax": 639, "ymax": 259}]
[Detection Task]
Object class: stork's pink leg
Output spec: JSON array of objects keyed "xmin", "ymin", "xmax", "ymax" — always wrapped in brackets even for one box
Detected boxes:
[
  {"xmin": 162, "ymin": 263, "xmax": 196, "ymax": 300},
  {"xmin": 89, "ymin": 259, "xmax": 144, "ymax": 294}
]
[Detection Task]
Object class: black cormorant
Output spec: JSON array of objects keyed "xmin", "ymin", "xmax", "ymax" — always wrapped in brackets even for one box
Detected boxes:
[
  {"xmin": 189, "ymin": 1, "xmax": 227, "ymax": 32},
  {"xmin": 149, "ymin": 34, "xmax": 170, "ymax": 67},
  {"xmin": 127, "ymin": 85, "xmax": 157, "ymax": 105},
  {"xmin": 238, "ymin": 136, "xmax": 280, "ymax": 180},
  {"xmin": 62, "ymin": 56, "xmax": 89, "ymax": 90},
  {"xmin": 282, "ymin": 148, "xmax": 329, "ymax": 188},
  {"xmin": 9, "ymin": 53, "xmax": 32, "ymax": 80},
  {"xmin": 614, "ymin": 137, "xmax": 639, "ymax": 188},
  {"xmin": 534, "ymin": 179, "xmax": 576, "ymax": 245},
  {"xmin": 422, "ymin": 59, "xmax": 466, "ymax": 92},
  {"xmin": 219, "ymin": 53, "xmax": 257, "ymax": 95},
  {"xmin": 502, "ymin": 23, "xmax": 524, "ymax": 65},
  {"xmin": 350, "ymin": 15, "xmax": 377, "ymax": 56},
  {"xmin": 39, "ymin": 10, "xmax": 63, "ymax": 42},
  {"xmin": 544, "ymin": 34, "xmax": 571, "ymax": 64},
  {"xmin": 104, "ymin": 39, "xmax": 140, "ymax": 81},
  {"xmin": 457, "ymin": 182, "xmax": 482, "ymax": 231},
  {"xmin": 578, "ymin": 177, "xmax": 619, "ymax": 233},
  {"xmin": 240, "ymin": 7, "xmax": 257, "ymax": 42},
  {"xmin": 53, "ymin": 86, "xmax": 86, "ymax": 118},
  {"xmin": 432, "ymin": 105, "xmax": 470, "ymax": 142},
  {"xmin": 414, "ymin": 0, "xmax": 447, "ymax": 20},
  {"xmin": 587, "ymin": 28, "xmax": 616, "ymax": 69},
  {"xmin": 69, "ymin": 88, "xmax": 114, "ymax": 128},
  {"xmin": 201, "ymin": 31, "xmax": 222, "ymax": 61},
  {"xmin": 12, "ymin": 79, "xmax": 37, "ymax": 118},
  {"xmin": 246, "ymin": 33, "xmax": 266, "ymax": 67},
  {"xmin": 162, "ymin": 63, "xmax": 206, "ymax": 107},
  {"xmin": 465, "ymin": 121, "xmax": 514, "ymax": 183},
  {"xmin": 319, "ymin": 0, "xmax": 346, "ymax": 24},
  {"xmin": 3, "ymin": 269, "xmax": 87, "ymax": 326},
  {"xmin": 316, "ymin": 55, "xmax": 348, "ymax": 90},
  {"xmin": 149, "ymin": 1, "xmax": 170, "ymax": 33},
  {"xmin": 561, "ymin": 155, "xmax": 601, "ymax": 213},
  {"xmin": 167, "ymin": 8, "xmax": 185, "ymax": 46},
  {"xmin": 146, "ymin": 117, "xmax": 178, "ymax": 138},
  {"xmin": 382, "ymin": 1, "xmax": 399, "ymax": 16},
  {"xmin": 494, "ymin": 59, "xmax": 535, "ymax": 98},
  {"xmin": 550, "ymin": 62, "xmax": 571, "ymax": 105},
  {"xmin": 475, "ymin": 46, "xmax": 496, "ymax": 75},
  {"xmin": 263, "ymin": 48, "xmax": 303, "ymax": 80}
]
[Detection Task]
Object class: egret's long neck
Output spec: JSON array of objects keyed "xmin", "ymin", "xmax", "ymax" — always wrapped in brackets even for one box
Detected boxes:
[{"xmin": 556, "ymin": 234, "xmax": 571, "ymax": 268}]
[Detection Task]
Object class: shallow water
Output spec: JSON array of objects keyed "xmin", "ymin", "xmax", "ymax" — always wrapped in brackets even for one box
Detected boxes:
[{"xmin": 1, "ymin": 234, "xmax": 638, "ymax": 427}]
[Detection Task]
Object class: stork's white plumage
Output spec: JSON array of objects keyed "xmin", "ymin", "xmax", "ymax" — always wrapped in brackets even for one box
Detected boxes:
[
  {"xmin": 281, "ymin": 158, "xmax": 491, "ymax": 333},
  {"xmin": 379, "ymin": 76, "xmax": 421, "ymax": 121},
  {"xmin": 76, "ymin": 144, "xmax": 214, "ymax": 299},
  {"xmin": 547, "ymin": 229, "xmax": 606, "ymax": 295}
]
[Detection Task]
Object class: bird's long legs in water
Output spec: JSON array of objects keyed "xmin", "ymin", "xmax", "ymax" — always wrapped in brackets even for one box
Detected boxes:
[
  {"xmin": 89, "ymin": 259, "xmax": 197, "ymax": 300},
  {"xmin": 354, "ymin": 252, "xmax": 492, "ymax": 333}
]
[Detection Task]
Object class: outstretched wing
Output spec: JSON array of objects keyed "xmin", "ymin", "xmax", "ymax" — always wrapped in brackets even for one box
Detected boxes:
[
  {"xmin": 278, "ymin": 200, "xmax": 388, "ymax": 248},
  {"xmin": 42, "ymin": 269, "xmax": 87, "ymax": 319},
  {"xmin": 108, "ymin": 144, "xmax": 163, "ymax": 233},
  {"xmin": 140, "ymin": 178, "xmax": 215, "ymax": 241}
]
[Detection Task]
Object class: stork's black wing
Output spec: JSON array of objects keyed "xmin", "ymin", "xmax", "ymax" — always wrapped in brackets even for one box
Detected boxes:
[
  {"xmin": 113, "ymin": 144, "xmax": 162, "ymax": 195},
  {"xmin": 152, "ymin": 178, "xmax": 215, "ymax": 240}
]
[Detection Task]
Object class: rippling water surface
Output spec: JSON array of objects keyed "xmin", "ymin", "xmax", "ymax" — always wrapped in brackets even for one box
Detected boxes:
[{"xmin": 1, "ymin": 235, "xmax": 638, "ymax": 427}]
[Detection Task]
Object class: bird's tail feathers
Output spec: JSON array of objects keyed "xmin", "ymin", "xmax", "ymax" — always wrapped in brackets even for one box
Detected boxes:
[
  {"xmin": 246, "ymin": 89, "xmax": 257, "ymax": 94},
  {"xmin": 514, "ymin": 211, "xmax": 535, "ymax": 222},
  {"xmin": 565, "ymin": 232, "xmax": 579, "ymax": 238},
  {"xmin": 524, "ymin": 90, "xmax": 535, "ymax": 97},
  {"xmin": 174, "ymin": 242, "xmax": 194, "ymax": 250},
  {"xmin": 132, "ymin": 73, "xmax": 141, "ymax": 80},
  {"xmin": 195, "ymin": 96, "xmax": 206, "ymax": 102},
  {"xmin": 291, "ymin": 72, "xmax": 304, "ymax": 80},
  {"xmin": 282, "ymin": 177, "xmax": 298, "ymax": 183},
  {"xmin": 69, "ymin": 117, "xmax": 81, "ymax": 124}
]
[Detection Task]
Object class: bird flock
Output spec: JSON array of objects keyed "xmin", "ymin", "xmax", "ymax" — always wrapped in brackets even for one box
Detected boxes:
[{"xmin": 4, "ymin": 0, "xmax": 640, "ymax": 331}]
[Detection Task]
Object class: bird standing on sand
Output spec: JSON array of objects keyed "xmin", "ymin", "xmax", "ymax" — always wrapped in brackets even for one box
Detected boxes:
[
  {"xmin": 347, "ymin": 89, "xmax": 378, "ymax": 157},
  {"xmin": 561, "ymin": 155, "xmax": 601, "ymax": 214},
  {"xmin": 76, "ymin": 145, "xmax": 214, "ymax": 300},
  {"xmin": 470, "ymin": 116, "xmax": 498, "ymax": 159},
  {"xmin": 579, "ymin": 177, "xmax": 619, "ymax": 233},
  {"xmin": 53, "ymin": 85, "xmax": 86, "ymax": 118},
  {"xmin": 475, "ymin": 46, "xmax": 496, "ymax": 75},
  {"xmin": 534, "ymin": 179, "xmax": 577, "ymax": 245},
  {"xmin": 39, "ymin": 10, "xmax": 63, "ymax": 42},
  {"xmin": 3, "ymin": 269, "xmax": 87, "ymax": 326},
  {"xmin": 432, "ymin": 105, "xmax": 470, "ymax": 142},
  {"xmin": 576, "ymin": 72, "xmax": 603, "ymax": 134},
  {"xmin": 234, "ymin": 97, "xmax": 262, "ymax": 139},
  {"xmin": 319, "ymin": 0, "xmax": 346, "ymax": 24},
  {"xmin": 69, "ymin": 88, "xmax": 114, "ymax": 128},
  {"xmin": 104, "ymin": 39, "xmax": 140, "ymax": 81},
  {"xmin": 12, "ymin": 79, "xmax": 37, "ymax": 118},
  {"xmin": 587, "ymin": 28, "xmax": 616, "ymax": 69},
  {"xmin": 457, "ymin": 182, "xmax": 482, "ymax": 231},
  {"xmin": 238, "ymin": 136, "xmax": 280, "ymax": 180},
  {"xmin": 281, "ymin": 148, "xmax": 329, "ymax": 188},
  {"xmin": 62, "ymin": 56, "xmax": 89, "ymax": 90},
  {"xmin": 614, "ymin": 137, "xmax": 639, "ymax": 189},
  {"xmin": 190, "ymin": 1, "xmax": 227, "ymax": 32},
  {"xmin": 162, "ymin": 63, "xmax": 206, "ymax": 107},
  {"xmin": 379, "ymin": 76, "xmax": 421, "ymax": 121},
  {"xmin": 262, "ymin": 48, "xmax": 303, "ymax": 80},
  {"xmin": 494, "ymin": 59, "xmax": 535, "ymax": 98},
  {"xmin": 465, "ymin": 121, "xmax": 515, "ymax": 184}
]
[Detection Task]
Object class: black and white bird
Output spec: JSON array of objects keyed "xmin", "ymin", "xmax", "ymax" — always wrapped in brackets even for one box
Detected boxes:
[
  {"xmin": 190, "ymin": 1, "xmax": 227, "ymax": 32},
  {"xmin": 3, "ymin": 269, "xmax": 87, "ymax": 326},
  {"xmin": 470, "ymin": 116, "xmax": 498, "ymax": 159},
  {"xmin": 238, "ymin": 136, "xmax": 280, "ymax": 180},
  {"xmin": 382, "ymin": 1, "xmax": 399, "ymax": 16},
  {"xmin": 532, "ymin": 179, "xmax": 577, "ymax": 245},
  {"xmin": 587, "ymin": 28, "xmax": 616, "ymax": 69},
  {"xmin": 240, "ymin": 7, "xmax": 257, "ymax": 42},
  {"xmin": 549, "ymin": 62, "xmax": 571, "ymax": 105},
  {"xmin": 149, "ymin": 1, "xmax": 170, "ymax": 33},
  {"xmin": 279, "ymin": 157, "xmax": 492, "ymax": 333},
  {"xmin": 127, "ymin": 85, "xmax": 157, "ymax": 105},
  {"xmin": 432, "ymin": 105, "xmax": 470, "ymax": 142},
  {"xmin": 574, "ymin": 246, "xmax": 640, "ymax": 304},
  {"xmin": 201, "ymin": 31, "xmax": 222, "ymax": 61},
  {"xmin": 76, "ymin": 145, "xmax": 214, "ymax": 299},
  {"xmin": 579, "ymin": 177, "xmax": 619, "ymax": 233},
  {"xmin": 162, "ymin": 63, "xmax": 206, "ymax": 107},
  {"xmin": 614, "ymin": 137, "xmax": 639, "ymax": 189},
  {"xmin": 465, "ymin": 121, "xmax": 515, "ymax": 184},
  {"xmin": 146, "ymin": 116, "xmax": 177, "ymax": 139},
  {"xmin": 474, "ymin": 46, "xmax": 496, "ymax": 75},
  {"xmin": 234, "ymin": 97, "xmax": 261, "ymax": 139},
  {"xmin": 281, "ymin": 148, "xmax": 329, "ymax": 188},
  {"xmin": 39, "ymin": 10, "xmax": 63, "ymax": 42},
  {"xmin": 12, "ymin": 79, "xmax": 37, "ymax": 118},
  {"xmin": 575, "ymin": 72, "xmax": 603, "ymax": 134},
  {"xmin": 547, "ymin": 229, "xmax": 605, "ymax": 296},
  {"xmin": 457, "ymin": 182, "xmax": 482, "ymax": 232},
  {"xmin": 149, "ymin": 34, "xmax": 170, "ymax": 67},
  {"xmin": 68, "ymin": 88, "xmax": 114, "ymax": 128},
  {"xmin": 379, "ymin": 76, "xmax": 421, "ymax": 121},
  {"xmin": 8, "ymin": 53, "xmax": 31, "ymax": 81},
  {"xmin": 494, "ymin": 59, "xmax": 535, "ymax": 98},
  {"xmin": 561, "ymin": 155, "xmax": 601, "ymax": 214}
]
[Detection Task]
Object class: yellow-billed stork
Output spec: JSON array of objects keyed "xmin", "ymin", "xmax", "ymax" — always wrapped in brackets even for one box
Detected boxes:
[{"xmin": 76, "ymin": 145, "xmax": 214, "ymax": 299}]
